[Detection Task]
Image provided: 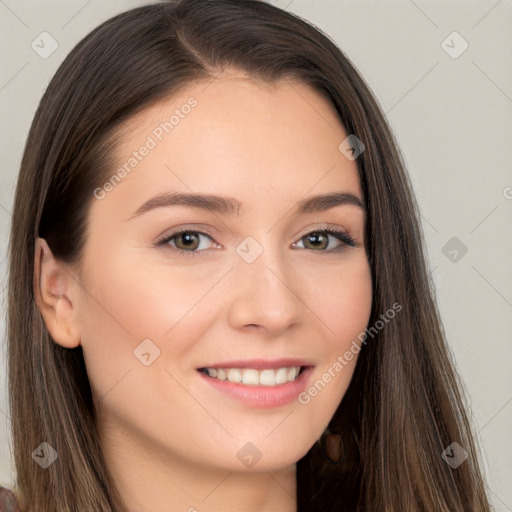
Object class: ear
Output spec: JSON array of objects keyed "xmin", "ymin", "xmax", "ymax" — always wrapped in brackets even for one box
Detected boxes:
[{"xmin": 33, "ymin": 237, "xmax": 81, "ymax": 348}]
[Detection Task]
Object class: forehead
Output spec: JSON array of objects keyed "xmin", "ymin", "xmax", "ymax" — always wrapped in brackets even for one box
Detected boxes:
[
  {"xmin": 98, "ymin": 73, "xmax": 363, "ymax": 219},
  {"xmin": 117, "ymin": 73, "xmax": 349, "ymax": 149}
]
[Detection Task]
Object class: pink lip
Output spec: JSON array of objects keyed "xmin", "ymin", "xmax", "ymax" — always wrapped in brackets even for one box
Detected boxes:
[
  {"xmin": 197, "ymin": 365, "xmax": 315, "ymax": 409},
  {"xmin": 197, "ymin": 358, "xmax": 314, "ymax": 370}
]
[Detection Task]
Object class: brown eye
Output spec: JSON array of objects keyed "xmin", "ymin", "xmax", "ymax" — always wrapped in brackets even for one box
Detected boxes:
[
  {"xmin": 302, "ymin": 232, "xmax": 330, "ymax": 250},
  {"xmin": 294, "ymin": 229, "xmax": 356, "ymax": 252},
  {"xmin": 158, "ymin": 229, "xmax": 217, "ymax": 254},
  {"xmin": 174, "ymin": 232, "xmax": 200, "ymax": 251}
]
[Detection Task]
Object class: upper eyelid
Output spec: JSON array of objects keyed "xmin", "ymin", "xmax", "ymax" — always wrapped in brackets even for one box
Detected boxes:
[
  {"xmin": 159, "ymin": 225, "xmax": 343, "ymax": 239},
  {"xmin": 158, "ymin": 221, "xmax": 352, "ymax": 239}
]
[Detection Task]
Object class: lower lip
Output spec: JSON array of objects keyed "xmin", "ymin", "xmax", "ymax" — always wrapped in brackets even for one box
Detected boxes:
[{"xmin": 197, "ymin": 367, "xmax": 314, "ymax": 409}]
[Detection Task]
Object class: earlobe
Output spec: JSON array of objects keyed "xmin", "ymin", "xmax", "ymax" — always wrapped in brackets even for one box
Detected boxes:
[{"xmin": 33, "ymin": 237, "xmax": 81, "ymax": 349}]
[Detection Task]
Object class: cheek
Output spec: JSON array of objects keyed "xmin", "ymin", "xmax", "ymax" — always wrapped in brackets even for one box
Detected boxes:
[
  {"xmin": 306, "ymin": 256, "xmax": 373, "ymax": 344},
  {"xmin": 77, "ymin": 250, "xmax": 226, "ymax": 396},
  {"xmin": 75, "ymin": 252, "xmax": 174, "ymax": 397},
  {"xmin": 298, "ymin": 256, "xmax": 372, "ymax": 416},
  {"xmin": 79, "ymin": 249, "xmax": 215, "ymax": 343}
]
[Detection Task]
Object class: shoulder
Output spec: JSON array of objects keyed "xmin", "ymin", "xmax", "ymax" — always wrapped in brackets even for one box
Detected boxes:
[{"xmin": 0, "ymin": 486, "xmax": 19, "ymax": 512}]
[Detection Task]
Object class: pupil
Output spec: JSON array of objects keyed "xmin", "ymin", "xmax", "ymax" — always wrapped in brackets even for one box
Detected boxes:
[
  {"xmin": 308, "ymin": 233, "xmax": 326, "ymax": 249},
  {"xmin": 180, "ymin": 232, "xmax": 197, "ymax": 249}
]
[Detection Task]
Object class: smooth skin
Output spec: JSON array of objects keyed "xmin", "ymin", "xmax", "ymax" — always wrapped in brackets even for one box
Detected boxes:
[{"xmin": 34, "ymin": 71, "xmax": 373, "ymax": 512}]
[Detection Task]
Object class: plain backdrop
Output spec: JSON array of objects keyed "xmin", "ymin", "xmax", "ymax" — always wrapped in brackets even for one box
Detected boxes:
[{"xmin": 0, "ymin": 0, "xmax": 511, "ymax": 509}]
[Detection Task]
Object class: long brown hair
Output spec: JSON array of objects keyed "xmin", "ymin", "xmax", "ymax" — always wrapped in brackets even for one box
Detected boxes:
[{"xmin": 7, "ymin": 0, "xmax": 491, "ymax": 510}]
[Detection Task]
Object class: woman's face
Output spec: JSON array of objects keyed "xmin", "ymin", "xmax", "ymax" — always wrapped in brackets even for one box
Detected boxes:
[{"xmin": 72, "ymin": 73, "xmax": 372, "ymax": 474}]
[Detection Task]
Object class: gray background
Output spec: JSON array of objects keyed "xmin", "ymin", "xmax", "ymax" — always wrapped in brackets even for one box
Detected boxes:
[{"xmin": 1, "ymin": 0, "xmax": 511, "ymax": 509}]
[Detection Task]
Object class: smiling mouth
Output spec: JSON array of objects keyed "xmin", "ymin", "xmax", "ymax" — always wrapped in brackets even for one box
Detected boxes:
[{"xmin": 198, "ymin": 366, "xmax": 306, "ymax": 386}]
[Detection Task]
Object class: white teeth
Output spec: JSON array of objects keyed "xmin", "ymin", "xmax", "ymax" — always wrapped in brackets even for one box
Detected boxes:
[
  {"xmin": 275, "ymin": 367, "xmax": 288, "ymax": 385},
  {"xmin": 203, "ymin": 366, "xmax": 302, "ymax": 386},
  {"xmin": 241, "ymin": 369, "xmax": 259, "ymax": 385},
  {"xmin": 227, "ymin": 368, "xmax": 242, "ymax": 383},
  {"xmin": 259, "ymin": 369, "xmax": 276, "ymax": 386},
  {"xmin": 286, "ymin": 367, "xmax": 298, "ymax": 381}
]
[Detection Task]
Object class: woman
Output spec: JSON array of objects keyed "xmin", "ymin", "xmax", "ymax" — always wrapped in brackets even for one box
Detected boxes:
[{"xmin": 3, "ymin": 0, "xmax": 492, "ymax": 510}]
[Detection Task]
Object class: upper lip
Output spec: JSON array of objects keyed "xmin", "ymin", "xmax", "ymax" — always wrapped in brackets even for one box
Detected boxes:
[{"xmin": 197, "ymin": 358, "xmax": 314, "ymax": 370}]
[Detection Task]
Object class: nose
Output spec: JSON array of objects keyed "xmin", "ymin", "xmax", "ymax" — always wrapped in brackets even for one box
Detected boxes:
[{"xmin": 227, "ymin": 243, "xmax": 302, "ymax": 335}]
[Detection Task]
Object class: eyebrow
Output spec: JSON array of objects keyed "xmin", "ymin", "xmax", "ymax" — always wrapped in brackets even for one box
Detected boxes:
[{"xmin": 126, "ymin": 191, "xmax": 366, "ymax": 221}]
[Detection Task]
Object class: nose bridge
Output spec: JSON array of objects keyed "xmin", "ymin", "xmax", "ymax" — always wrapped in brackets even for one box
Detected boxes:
[{"xmin": 227, "ymin": 234, "xmax": 302, "ymax": 332}]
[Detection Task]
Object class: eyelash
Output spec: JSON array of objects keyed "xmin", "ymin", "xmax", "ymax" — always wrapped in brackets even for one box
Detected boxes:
[{"xmin": 155, "ymin": 225, "xmax": 358, "ymax": 257}]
